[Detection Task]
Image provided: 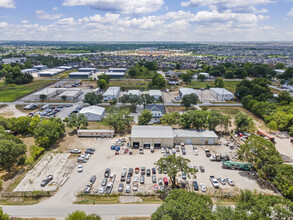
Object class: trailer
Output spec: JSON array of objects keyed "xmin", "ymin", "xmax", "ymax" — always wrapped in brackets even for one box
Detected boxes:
[{"xmin": 222, "ymin": 161, "xmax": 254, "ymax": 171}]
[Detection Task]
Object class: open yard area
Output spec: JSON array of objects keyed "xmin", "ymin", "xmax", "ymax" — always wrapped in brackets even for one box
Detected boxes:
[
  {"xmin": 109, "ymin": 80, "xmax": 150, "ymax": 91},
  {"xmin": 0, "ymin": 80, "xmax": 56, "ymax": 102}
]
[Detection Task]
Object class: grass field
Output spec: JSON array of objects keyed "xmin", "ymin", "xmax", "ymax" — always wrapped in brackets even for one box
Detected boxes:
[
  {"xmin": 109, "ymin": 80, "xmax": 150, "ymax": 90},
  {"xmin": 0, "ymin": 80, "xmax": 56, "ymax": 102},
  {"xmin": 186, "ymin": 80, "xmax": 239, "ymax": 93}
]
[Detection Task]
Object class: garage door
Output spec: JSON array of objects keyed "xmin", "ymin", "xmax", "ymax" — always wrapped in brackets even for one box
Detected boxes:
[
  {"xmin": 133, "ymin": 142, "xmax": 140, "ymax": 148},
  {"xmin": 144, "ymin": 142, "xmax": 150, "ymax": 149},
  {"xmin": 208, "ymin": 138, "xmax": 215, "ymax": 145},
  {"xmin": 154, "ymin": 143, "xmax": 161, "ymax": 149},
  {"xmin": 185, "ymin": 139, "xmax": 192, "ymax": 145}
]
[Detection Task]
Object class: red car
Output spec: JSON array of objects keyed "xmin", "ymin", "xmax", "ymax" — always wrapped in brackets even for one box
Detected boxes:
[
  {"xmin": 154, "ymin": 184, "xmax": 159, "ymax": 192},
  {"xmin": 163, "ymin": 177, "xmax": 169, "ymax": 186}
]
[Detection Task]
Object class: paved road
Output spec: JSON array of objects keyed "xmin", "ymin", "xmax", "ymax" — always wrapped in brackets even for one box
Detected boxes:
[{"xmin": 1, "ymin": 204, "xmax": 160, "ymax": 219}]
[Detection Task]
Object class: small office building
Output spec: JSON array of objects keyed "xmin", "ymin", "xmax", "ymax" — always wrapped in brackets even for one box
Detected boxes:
[
  {"xmin": 149, "ymin": 90, "xmax": 162, "ymax": 100},
  {"xmin": 179, "ymin": 88, "xmax": 197, "ymax": 97},
  {"xmin": 57, "ymin": 89, "xmax": 81, "ymax": 101},
  {"xmin": 77, "ymin": 129, "xmax": 115, "ymax": 138},
  {"xmin": 79, "ymin": 106, "xmax": 105, "ymax": 121},
  {"xmin": 210, "ymin": 88, "xmax": 234, "ymax": 101},
  {"xmin": 103, "ymin": 87, "xmax": 120, "ymax": 101}
]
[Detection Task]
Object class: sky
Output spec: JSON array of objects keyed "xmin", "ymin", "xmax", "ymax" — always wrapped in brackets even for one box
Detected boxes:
[{"xmin": 0, "ymin": 0, "xmax": 292, "ymax": 42}]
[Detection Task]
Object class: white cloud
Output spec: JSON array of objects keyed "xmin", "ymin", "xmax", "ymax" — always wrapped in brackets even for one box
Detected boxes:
[
  {"xmin": 52, "ymin": 7, "xmax": 58, "ymax": 11},
  {"xmin": 0, "ymin": 0, "xmax": 15, "ymax": 8},
  {"xmin": 63, "ymin": 0, "xmax": 164, "ymax": 14},
  {"xmin": 0, "ymin": 21, "xmax": 9, "ymax": 28},
  {"xmin": 20, "ymin": 20, "xmax": 29, "ymax": 24},
  {"xmin": 35, "ymin": 10, "xmax": 63, "ymax": 20},
  {"xmin": 181, "ymin": 0, "xmax": 273, "ymax": 13},
  {"xmin": 287, "ymin": 8, "xmax": 293, "ymax": 16}
]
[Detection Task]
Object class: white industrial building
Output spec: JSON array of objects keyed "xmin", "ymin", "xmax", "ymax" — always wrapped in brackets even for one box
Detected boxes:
[
  {"xmin": 38, "ymin": 68, "xmax": 64, "ymax": 77},
  {"xmin": 130, "ymin": 125, "xmax": 218, "ymax": 148},
  {"xmin": 179, "ymin": 88, "xmax": 198, "ymax": 97},
  {"xmin": 56, "ymin": 89, "xmax": 81, "ymax": 101},
  {"xmin": 78, "ymin": 68, "xmax": 97, "ymax": 73},
  {"xmin": 21, "ymin": 69, "xmax": 37, "ymax": 74},
  {"xmin": 105, "ymin": 68, "xmax": 126, "ymax": 78},
  {"xmin": 210, "ymin": 88, "xmax": 234, "ymax": 101},
  {"xmin": 149, "ymin": 90, "xmax": 162, "ymax": 100},
  {"xmin": 33, "ymin": 65, "xmax": 47, "ymax": 71},
  {"xmin": 69, "ymin": 71, "xmax": 92, "ymax": 78},
  {"xmin": 77, "ymin": 129, "xmax": 115, "ymax": 138},
  {"xmin": 103, "ymin": 87, "xmax": 120, "ymax": 101},
  {"xmin": 31, "ymin": 88, "xmax": 66, "ymax": 100},
  {"xmin": 79, "ymin": 106, "xmax": 106, "ymax": 121},
  {"xmin": 58, "ymin": 66, "xmax": 73, "ymax": 70},
  {"xmin": 128, "ymin": 90, "xmax": 141, "ymax": 96}
]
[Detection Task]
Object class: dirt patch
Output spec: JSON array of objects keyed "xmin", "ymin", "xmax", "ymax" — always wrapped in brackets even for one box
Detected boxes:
[
  {"xmin": 0, "ymin": 105, "xmax": 27, "ymax": 118},
  {"xmin": 119, "ymin": 196, "xmax": 142, "ymax": 203}
]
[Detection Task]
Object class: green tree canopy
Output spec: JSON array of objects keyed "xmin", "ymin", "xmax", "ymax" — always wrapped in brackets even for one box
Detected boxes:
[
  {"xmin": 83, "ymin": 92, "xmax": 103, "ymax": 105},
  {"xmin": 234, "ymin": 112, "xmax": 255, "ymax": 133},
  {"xmin": 66, "ymin": 210, "xmax": 101, "ymax": 220},
  {"xmin": 97, "ymin": 79, "xmax": 107, "ymax": 89},
  {"xmin": 67, "ymin": 113, "xmax": 88, "ymax": 130},
  {"xmin": 181, "ymin": 93, "xmax": 199, "ymax": 109},
  {"xmin": 105, "ymin": 109, "xmax": 133, "ymax": 134},
  {"xmin": 138, "ymin": 109, "xmax": 152, "ymax": 125},
  {"xmin": 215, "ymin": 78, "xmax": 224, "ymax": 88}
]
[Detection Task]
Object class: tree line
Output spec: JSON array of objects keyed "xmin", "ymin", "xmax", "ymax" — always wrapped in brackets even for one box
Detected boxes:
[{"xmin": 0, "ymin": 64, "xmax": 33, "ymax": 85}]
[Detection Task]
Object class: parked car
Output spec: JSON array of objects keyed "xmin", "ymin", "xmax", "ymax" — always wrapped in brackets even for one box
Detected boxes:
[
  {"xmin": 160, "ymin": 186, "xmax": 165, "ymax": 191},
  {"xmin": 182, "ymin": 149, "xmax": 186, "ymax": 155},
  {"xmin": 128, "ymin": 168, "xmax": 133, "ymax": 176},
  {"xmin": 209, "ymin": 176, "xmax": 219, "ymax": 188},
  {"xmin": 101, "ymin": 178, "xmax": 107, "ymax": 186},
  {"xmin": 133, "ymin": 175, "xmax": 139, "ymax": 182},
  {"xmin": 126, "ymin": 176, "xmax": 131, "ymax": 184},
  {"xmin": 98, "ymin": 187, "xmax": 104, "ymax": 194},
  {"xmin": 104, "ymin": 168, "xmax": 111, "ymax": 178},
  {"xmin": 133, "ymin": 183, "xmax": 138, "ymax": 191},
  {"xmin": 193, "ymin": 181, "xmax": 199, "ymax": 191},
  {"xmin": 158, "ymin": 168, "xmax": 162, "ymax": 174},
  {"xmin": 77, "ymin": 164, "xmax": 83, "ymax": 173},
  {"xmin": 193, "ymin": 149, "xmax": 198, "ymax": 155},
  {"xmin": 118, "ymin": 183, "xmax": 124, "ymax": 192},
  {"xmin": 141, "ymin": 166, "xmax": 146, "ymax": 175},
  {"xmin": 182, "ymin": 171, "xmax": 187, "ymax": 179},
  {"xmin": 140, "ymin": 175, "xmax": 145, "ymax": 184},
  {"xmin": 154, "ymin": 184, "xmax": 159, "ymax": 192},
  {"xmin": 146, "ymin": 169, "xmax": 151, "ymax": 177},
  {"xmin": 85, "ymin": 149, "xmax": 95, "ymax": 154},
  {"xmin": 194, "ymin": 166, "xmax": 199, "ymax": 172},
  {"xmin": 84, "ymin": 184, "xmax": 92, "ymax": 193},
  {"xmin": 158, "ymin": 177, "xmax": 163, "ymax": 185},
  {"xmin": 152, "ymin": 168, "xmax": 156, "ymax": 174},
  {"xmin": 152, "ymin": 175, "xmax": 157, "ymax": 183},
  {"xmin": 121, "ymin": 173, "xmax": 126, "ymax": 182},
  {"xmin": 218, "ymin": 177, "xmax": 226, "ymax": 185},
  {"xmin": 199, "ymin": 166, "xmax": 205, "ymax": 172},
  {"xmin": 40, "ymin": 175, "xmax": 53, "ymax": 187},
  {"xmin": 172, "ymin": 148, "xmax": 176, "ymax": 154},
  {"xmin": 125, "ymin": 184, "xmax": 131, "ymax": 193},
  {"xmin": 70, "ymin": 149, "xmax": 81, "ymax": 154},
  {"xmin": 200, "ymin": 183, "xmax": 206, "ymax": 192},
  {"xmin": 225, "ymin": 178, "xmax": 234, "ymax": 186},
  {"xmin": 90, "ymin": 175, "xmax": 97, "ymax": 184}
]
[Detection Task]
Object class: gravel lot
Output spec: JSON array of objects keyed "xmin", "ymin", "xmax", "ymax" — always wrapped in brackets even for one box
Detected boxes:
[{"xmin": 14, "ymin": 153, "xmax": 75, "ymax": 192}]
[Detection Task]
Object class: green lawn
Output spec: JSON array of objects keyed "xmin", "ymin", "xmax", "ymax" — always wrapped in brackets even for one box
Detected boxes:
[
  {"xmin": 109, "ymin": 80, "xmax": 150, "ymax": 90},
  {"xmin": 0, "ymin": 80, "xmax": 56, "ymax": 102},
  {"xmin": 186, "ymin": 80, "xmax": 239, "ymax": 93}
]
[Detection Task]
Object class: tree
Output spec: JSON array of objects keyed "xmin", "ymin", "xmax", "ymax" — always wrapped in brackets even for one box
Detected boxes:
[
  {"xmin": 119, "ymin": 94, "xmax": 141, "ymax": 112},
  {"xmin": 197, "ymin": 74, "xmax": 206, "ymax": 81},
  {"xmin": 0, "ymin": 139, "xmax": 26, "ymax": 172},
  {"xmin": 220, "ymin": 115, "xmax": 232, "ymax": 132},
  {"xmin": 275, "ymin": 63, "xmax": 284, "ymax": 69},
  {"xmin": 148, "ymin": 73, "xmax": 166, "ymax": 89},
  {"xmin": 151, "ymin": 190, "xmax": 214, "ymax": 220},
  {"xmin": 141, "ymin": 94, "xmax": 155, "ymax": 107},
  {"xmin": 155, "ymin": 154, "xmax": 196, "ymax": 189},
  {"xmin": 207, "ymin": 109, "xmax": 222, "ymax": 130},
  {"xmin": 97, "ymin": 79, "xmax": 107, "ymax": 89},
  {"xmin": 66, "ymin": 210, "xmax": 101, "ymax": 220},
  {"xmin": 0, "ymin": 208, "xmax": 9, "ymax": 220},
  {"xmin": 238, "ymin": 135, "xmax": 283, "ymax": 178},
  {"xmin": 278, "ymin": 91, "xmax": 292, "ymax": 105},
  {"xmin": 67, "ymin": 113, "xmax": 88, "ymax": 130},
  {"xmin": 138, "ymin": 109, "xmax": 153, "ymax": 125},
  {"xmin": 98, "ymin": 74, "xmax": 110, "ymax": 83},
  {"xmin": 279, "ymin": 67, "xmax": 293, "ymax": 80},
  {"xmin": 224, "ymin": 70, "xmax": 235, "ymax": 79},
  {"xmin": 39, "ymin": 94, "xmax": 47, "ymax": 101},
  {"xmin": 83, "ymin": 92, "xmax": 103, "ymax": 105},
  {"xmin": 105, "ymin": 109, "xmax": 133, "ymax": 134},
  {"xmin": 61, "ymin": 95, "xmax": 67, "ymax": 101},
  {"xmin": 34, "ymin": 118, "xmax": 65, "ymax": 148},
  {"xmin": 181, "ymin": 93, "xmax": 199, "ymax": 109},
  {"xmin": 160, "ymin": 112, "xmax": 180, "ymax": 125},
  {"xmin": 10, "ymin": 116, "xmax": 32, "ymax": 134},
  {"xmin": 179, "ymin": 111, "xmax": 193, "ymax": 129},
  {"xmin": 181, "ymin": 73, "xmax": 192, "ymax": 84},
  {"xmin": 234, "ymin": 112, "xmax": 255, "ymax": 133},
  {"xmin": 215, "ymin": 206, "xmax": 235, "ymax": 220},
  {"xmin": 267, "ymin": 120, "xmax": 278, "ymax": 132},
  {"xmin": 214, "ymin": 78, "xmax": 224, "ymax": 88}
]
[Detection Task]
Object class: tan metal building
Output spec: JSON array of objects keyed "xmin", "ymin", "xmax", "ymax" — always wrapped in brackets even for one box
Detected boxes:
[
  {"xmin": 130, "ymin": 126, "xmax": 174, "ymax": 148},
  {"xmin": 77, "ymin": 129, "xmax": 115, "ymax": 138},
  {"xmin": 173, "ymin": 129, "xmax": 218, "ymax": 145}
]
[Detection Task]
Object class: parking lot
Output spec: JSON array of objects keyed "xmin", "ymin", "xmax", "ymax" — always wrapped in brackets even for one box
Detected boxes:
[{"xmin": 43, "ymin": 135, "xmax": 276, "ymax": 200}]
